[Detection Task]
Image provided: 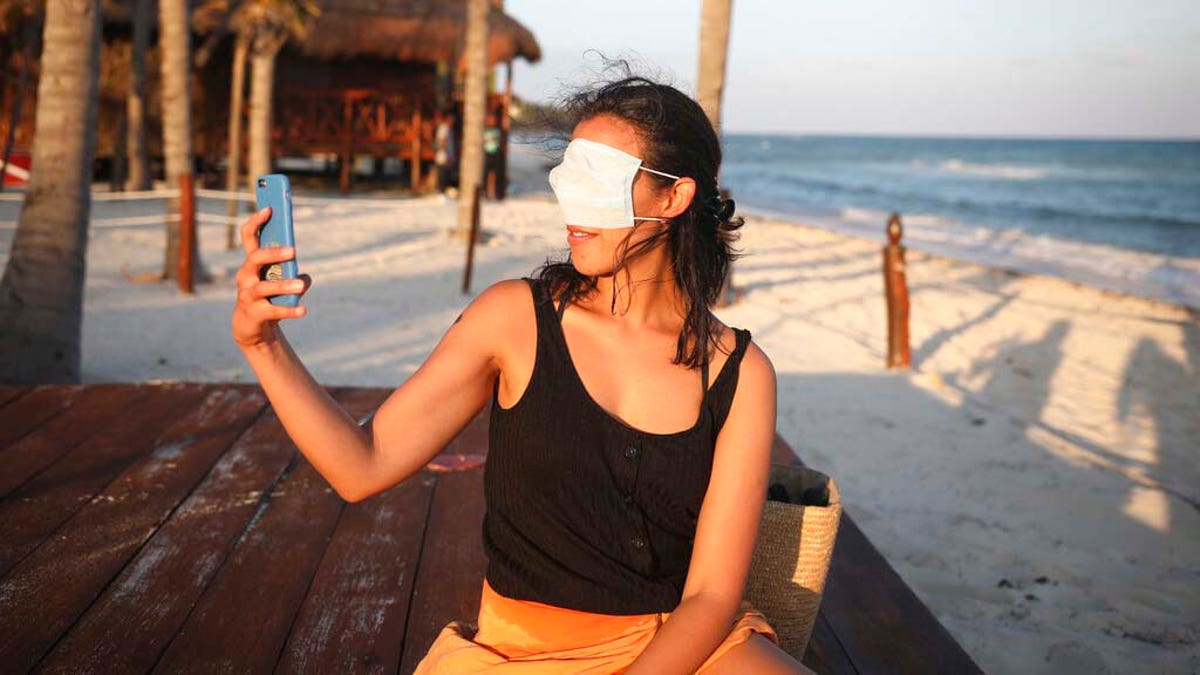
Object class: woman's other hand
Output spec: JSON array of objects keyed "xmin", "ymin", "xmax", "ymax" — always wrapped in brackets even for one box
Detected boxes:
[{"xmin": 231, "ymin": 207, "xmax": 312, "ymax": 351}]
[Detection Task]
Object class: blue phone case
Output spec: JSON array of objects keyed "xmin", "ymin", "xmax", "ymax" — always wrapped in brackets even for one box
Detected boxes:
[{"xmin": 255, "ymin": 174, "xmax": 299, "ymax": 307}]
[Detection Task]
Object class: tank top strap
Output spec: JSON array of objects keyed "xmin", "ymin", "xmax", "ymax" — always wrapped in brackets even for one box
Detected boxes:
[
  {"xmin": 521, "ymin": 276, "xmax": 573, "ymax": 378},
  {"xmin": 708, "ymin": 327, "xmax": 752, "ymax": 433}
]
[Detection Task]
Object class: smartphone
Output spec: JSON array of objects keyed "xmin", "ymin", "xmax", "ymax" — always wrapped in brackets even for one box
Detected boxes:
[{"xmin": 255, "ymin": 174, "xmax": 299, "ymax": 307}]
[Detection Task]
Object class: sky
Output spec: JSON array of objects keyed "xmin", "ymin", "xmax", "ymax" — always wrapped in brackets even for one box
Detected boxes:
[{"xmin": 503, "ymin": 0, "xmax": 1200, "ymax": 139}]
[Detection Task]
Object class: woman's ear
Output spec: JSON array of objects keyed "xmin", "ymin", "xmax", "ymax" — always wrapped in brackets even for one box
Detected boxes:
[{"xmin": 662, "ymin": 177, "xmax": 697, "ymax": 219}]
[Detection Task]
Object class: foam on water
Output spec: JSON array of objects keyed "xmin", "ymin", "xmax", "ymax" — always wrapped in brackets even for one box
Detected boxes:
[{"xmin": 722, "ymin": 134, "xmax": 1200, "ymax": 308}]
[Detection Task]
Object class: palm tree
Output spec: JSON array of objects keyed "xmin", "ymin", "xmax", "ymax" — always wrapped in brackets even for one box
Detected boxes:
[
  {"xmin": 697, "ymin": 0, "xmax": 732, "ymax": 134},
  {"xmin": 124, "ymin": 0, "xmax": 152, "ymax": 191},
  {"xmin": 224, "ymin": 31, "xmax": 248, "ymax": 249},
  {"xmin": 455, "ymin": 0, "xmax": 488, "ymax": 241},
  {"xmin": 0, "ymin": 0, "xmax": 101, "ymax": 383},
  {"xmin": 696, "ymin": 0, "xmax": 737, "ymax": 306},
  {"xmin": 231, "ymin": 0, "xmax": 317, "ymax": 198},
  {"xmin": 158, "ymin": 0, "xmax": 205, "ymax": 284}
]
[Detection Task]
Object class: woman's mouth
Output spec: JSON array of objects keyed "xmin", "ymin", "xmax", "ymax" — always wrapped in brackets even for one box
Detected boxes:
[{"xmin": 567, "ymin": 227, "xmax": 598, "ymax": 243}]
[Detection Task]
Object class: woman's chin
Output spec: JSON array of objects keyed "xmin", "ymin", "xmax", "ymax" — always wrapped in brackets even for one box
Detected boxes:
[{"xmin": 570, "ymin": 258, "xmax": 611, "ymax": 278}]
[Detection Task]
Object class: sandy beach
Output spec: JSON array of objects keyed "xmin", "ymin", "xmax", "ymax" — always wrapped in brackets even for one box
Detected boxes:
[{"xmin": 1, "ymin": 187, "xmax": 1196, "ymax": 674}]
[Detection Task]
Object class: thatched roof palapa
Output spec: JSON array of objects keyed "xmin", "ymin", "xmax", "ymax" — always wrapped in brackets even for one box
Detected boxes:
[{"xmin": 300, "ymin": 0, "xmax": 541, "ymax": 66}]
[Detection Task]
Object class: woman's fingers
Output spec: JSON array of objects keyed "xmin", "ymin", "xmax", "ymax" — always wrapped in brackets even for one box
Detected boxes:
[
  {"xmin": 296, "ymin": 273, "xmax": 313, "ymax": 298},
  {"xmin": 249, "ymin": 277, "xmax": 306, "ymax": 301},
  {"xmin": 239, "ymin": 207, "xmax": 272, "ymax": 254},
  {"xmin": 237, "ymin": 295, "xmax": 307, "ymax": 321},
  {"xmin": 248, "ymin": 243, "xmax": 294, "ymax": 268},
  {"xmin": 235, "ymin": 244, "xmax": 294, "ymax": 289}
]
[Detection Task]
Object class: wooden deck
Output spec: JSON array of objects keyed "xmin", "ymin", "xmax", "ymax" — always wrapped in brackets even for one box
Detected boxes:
[{"xmin": 0, "ymin": 383, "xmax": 981, "ymax": 674}]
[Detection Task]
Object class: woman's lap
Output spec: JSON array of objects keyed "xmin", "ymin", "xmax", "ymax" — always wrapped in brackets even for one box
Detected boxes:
[{"xmin": 413, "ymin": 579, "xmax": 785, "ymax": 673}]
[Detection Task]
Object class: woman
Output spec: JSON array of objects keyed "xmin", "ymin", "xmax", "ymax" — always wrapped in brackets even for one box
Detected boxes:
[{"xmin": 231, "ymin": 75, "xmax": 810, "ymax": 674}]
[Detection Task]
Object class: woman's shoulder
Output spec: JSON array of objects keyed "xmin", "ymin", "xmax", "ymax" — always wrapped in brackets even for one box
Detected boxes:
[
  {"xmin": 469, "ymin": 278, "xmax": 540, "ymax": 321},
  {"xmin": 706, "ymin": 315, "xmax": 770, "ymax": 380}
]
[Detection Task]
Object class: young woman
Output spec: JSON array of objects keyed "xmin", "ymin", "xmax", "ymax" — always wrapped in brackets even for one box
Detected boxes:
[{"xmin": 231, "ymin": 75, "xmax": 810, "ymax": 674}]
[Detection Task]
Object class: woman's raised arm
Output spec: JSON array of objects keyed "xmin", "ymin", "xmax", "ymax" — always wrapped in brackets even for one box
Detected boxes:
[{"xmin": 231, "ymin": 207, "xmax": 512, "ymax": 503}]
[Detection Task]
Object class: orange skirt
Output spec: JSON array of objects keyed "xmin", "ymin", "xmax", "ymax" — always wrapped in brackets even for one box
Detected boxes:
[{"xmin": 413, "ymin": 578, "xmax": 779, "ymax": 674}]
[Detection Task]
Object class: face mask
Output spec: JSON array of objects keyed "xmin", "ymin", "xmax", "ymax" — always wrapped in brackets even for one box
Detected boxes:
[{"xmin": 548, "ymin": 138, "xmax": 681, "ymax": 229}]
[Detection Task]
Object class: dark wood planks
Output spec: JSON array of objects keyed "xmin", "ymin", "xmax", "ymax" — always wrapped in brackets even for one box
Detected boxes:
[
  {"xmin": 0, "ymin": 384, "xmax": 35, "ymax": 410},
  {"xmin": 398, "ymin": 466, "xmax": 489, "ymax": 674},
  {"xmin": 0, "ymin": 383, "xmax": 156, "ymax": 498},
  {"xmin": 274, "ymin": 470, "xmax": 437, "ymax": 673},
  {"xmin": 0, "ymin": 384, "xmax": 30, "ymax": 408},
  {"xmin": 1, "ymin": 385, "xmax": 267, "ymax": 672},
  {"xmin": 0, "ymin": 383, "xmax": 211, "ymax": 576},
  {"xmin": 0, "ymin": 383, "xmax": 983, "ymax": 675},
  {"xmin": 0, "ymin": 385, "xmax": 85, "ymax": 447},
  {"xmin": 803, "ymin": 612, "xmax": 858, "ymax": 674},
  {"xmin": 27, "ymin": 386, "xmax": 357, "ymax": 673},
  {"xmin": 147, "ymin": 387, "xmax": 390, "ymax": 673}
]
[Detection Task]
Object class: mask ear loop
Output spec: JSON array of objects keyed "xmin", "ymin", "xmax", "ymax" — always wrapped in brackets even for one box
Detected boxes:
[
  {"xmin": 631, "ymin": 166, "xmax": 681, "ymax": 223},
  {"xmin": 614, "ymin": 166, "xmax": 684, "ymax": 312}
]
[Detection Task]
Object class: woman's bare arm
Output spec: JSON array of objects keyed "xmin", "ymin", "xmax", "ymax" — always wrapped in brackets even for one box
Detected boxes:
[
  {"xmin": 232, "ymin": 208, "xmax": 517, "ymax": 503},
  {"xmin": 625, "ymin": 341, "xmax": 783, "ymax": 674}
]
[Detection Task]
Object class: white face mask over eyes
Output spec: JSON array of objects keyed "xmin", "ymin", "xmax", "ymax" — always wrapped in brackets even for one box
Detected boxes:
[{"xmin": 548, "ymin": 138, "xmax": 682, "ymax": 229}]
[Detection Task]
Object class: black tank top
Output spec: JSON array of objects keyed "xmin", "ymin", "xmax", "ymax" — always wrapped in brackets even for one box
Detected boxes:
[{"xmin": 482, "ymin": 276, "xmax": 752, "ymax": 615}]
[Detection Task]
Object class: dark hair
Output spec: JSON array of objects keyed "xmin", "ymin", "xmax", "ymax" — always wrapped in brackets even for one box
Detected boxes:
[{"xmin": 532, "ymin": 69, "xmax": 745, "ymax": 371}]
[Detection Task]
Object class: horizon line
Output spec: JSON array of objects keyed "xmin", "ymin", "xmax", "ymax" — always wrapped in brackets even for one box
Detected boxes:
[{"xmin": 718, "ymin": 129, "xmax": 1200, "ymax": 143}]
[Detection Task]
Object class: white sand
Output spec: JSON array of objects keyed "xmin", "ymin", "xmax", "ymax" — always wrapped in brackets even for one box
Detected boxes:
[{"xmin": 1, "ymin": 186, "xmax": 1197, "ymax": 674}]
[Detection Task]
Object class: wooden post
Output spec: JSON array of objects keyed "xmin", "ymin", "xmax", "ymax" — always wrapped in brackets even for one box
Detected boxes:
[
  {"xmin": 177, "ymin": 173, "xmax": 196, "ymax": 294},
  {"xmin": 462, "ymin": 183, "xmax": 481, "ymax": 294},
  {"xmin": 339, "ymin": 93, "xmax": 353, "ymax": 195},
  {"xmin": 883, "ymin": 212, "xmax": 910, "ymax": 369},
  {"xmin": 411, "ymin": 108, "xmax": 422, "ymax": 193},
  {"xmin": 499, "ymin": 60, "xmax": 512, "ymax": 199}
]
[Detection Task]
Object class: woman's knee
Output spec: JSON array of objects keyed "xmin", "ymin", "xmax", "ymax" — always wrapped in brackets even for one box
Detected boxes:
[{"xmin": 702, "ymin": 632, "xmax": 813, "ymax": 675}]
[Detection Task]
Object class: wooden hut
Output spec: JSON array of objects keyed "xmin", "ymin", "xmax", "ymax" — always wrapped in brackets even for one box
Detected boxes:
[
  {"xmin": 0, "ymin": 0, "xmax": 540, "ymax": 195},
  {"xmin": 199, "ymin": 0, "xmax": 541, "ymax": 195}
]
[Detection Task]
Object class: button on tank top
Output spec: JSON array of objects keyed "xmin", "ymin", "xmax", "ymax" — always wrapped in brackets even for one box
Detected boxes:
[{"xmin": 482, "ymin": 276, "xmax": 753, "ymax": 615}]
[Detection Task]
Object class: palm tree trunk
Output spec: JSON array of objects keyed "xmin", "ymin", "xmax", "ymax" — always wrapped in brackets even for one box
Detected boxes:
[
  {"xmin": 124, "ymin": 0, "xmax": 151, "ymax": 191},
  {"xmin": 225, "ymin": 33, "xmax": 248, "ymax": 249},
  {"xmin": 697, "ymin": 0, "xmax": 732, "ymax": 135},
  {"xmin": 697, "ymin": 0, "xmax": 737, "ymax": 306},
  {"xmin": 455, "ymin": 0, "xmax": 488, "ymax": 240},
  {"xmin": 158, "ymin": 0, "xmax": 201, "ymax": 281},
  {"xmin": 246, "ymin": 35, "xmax": 280, "ymax": 197},
  {"xmin": 0, "ymin": 0, "xmax": 102, "ymax": 383}
]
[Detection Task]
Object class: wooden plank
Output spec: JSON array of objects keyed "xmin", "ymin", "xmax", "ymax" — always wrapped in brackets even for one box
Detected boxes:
[
  {"xmin": 1, "ymin": 384, "xmax": 268, "ymax": 672},
  {"xmin": 274, "ymin": 471, "xmax": 437, "ymax": 673},
  {"xmin": 0, "ymin": 383, "xmax": 151, "ymax": 496},
  {"xmin": 0, "ymin": 383, "xmax": 210, "ymax": 576},
  {"xmin": 803, "ymin": 612, "xmax": 858, "ymax": 675},
  {"xmin": 0, "ymin": 384, "xmax": 31, "ymax": 409},
  {"xmin": 150, "ymin": 387, "xmax": 391, "ymax": 673},
  {"xmin": 26, "ymin": 386, "xmax": 355, "ymax": 674},
  {"xmin": 0, "ymin": 384, "xmax": 85, "ymax": 449},
  {"xmin": 399, "ymin": 466, "xmax": 488, "ymax": 674}
]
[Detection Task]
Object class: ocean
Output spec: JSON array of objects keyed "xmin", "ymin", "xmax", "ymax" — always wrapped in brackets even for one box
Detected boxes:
[{"xmin": 721, "ymin": 135, "xmax": 1200, "ymax": 308}]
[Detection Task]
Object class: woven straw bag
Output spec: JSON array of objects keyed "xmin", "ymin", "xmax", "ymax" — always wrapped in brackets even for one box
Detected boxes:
[{"xmin": 744, "ymin": 464, "xmax": 842, "ymax": 659}]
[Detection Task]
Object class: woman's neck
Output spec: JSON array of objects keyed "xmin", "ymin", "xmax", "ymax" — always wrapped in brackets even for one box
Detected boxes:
[{"xmin": 585, "ymin": 258, "xmax": 690, "ymax": 331}]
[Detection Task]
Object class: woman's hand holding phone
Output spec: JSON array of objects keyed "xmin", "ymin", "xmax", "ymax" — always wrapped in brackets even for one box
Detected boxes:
[{"xmin": 231, "ymin": 206, "xmax": 313, "ymax": 351}]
